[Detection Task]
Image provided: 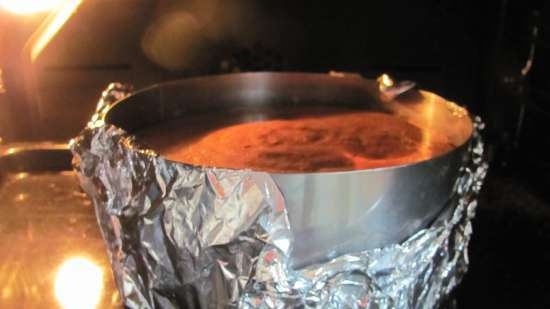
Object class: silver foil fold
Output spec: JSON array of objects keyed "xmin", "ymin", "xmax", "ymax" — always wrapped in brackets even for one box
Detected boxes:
[{"xmin": 71, "ymin": 83, "xmax": 487, "ymax": 309}]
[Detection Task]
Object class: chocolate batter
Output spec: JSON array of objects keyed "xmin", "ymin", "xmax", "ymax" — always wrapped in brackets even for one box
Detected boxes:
[{"xmin": 137, "ymin": 111, "xmax": 455, "ymax": 172}]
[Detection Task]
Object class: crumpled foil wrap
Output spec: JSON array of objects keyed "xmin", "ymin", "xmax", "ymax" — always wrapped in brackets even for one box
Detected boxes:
[{"xmin": 70, "ymin": 83, "xmax": 488, "ymax": 309}]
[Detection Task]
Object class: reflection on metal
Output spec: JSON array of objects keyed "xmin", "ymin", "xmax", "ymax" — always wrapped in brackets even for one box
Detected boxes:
[
  {"xmin": 520, "ymin": 25, "xmax": 538, "ymax": 77},
  {"xmin": 0, "ymin": 148, "xmax": 121, "ymax": 308},
  {"xmin": 27, "ymin": 0, "xmax": 83, "ymax": 62},
  {"xmin": 16, "ymin": 172, "xmax": 28, "ymax": 179},
  {"xmin": 377, "ymin": 73, "xmax": 416, "ymax": 100},
  {"xmin": 0, "ymin": 0, "xmax": 64, "ymax": 15},
  {"xmin": 377, "ymin": 73, "xmax": 394, "ymax": 89},
  {"xmin": 514, "ymin": 10, "xmax": 540, "ymax": 149},
  {"xmin": 0, "ymin": 69, "xmax": 5, "ymax": 94},
  {"xmin": 55, "ymin": 257, "xmax": 103, "ymax": 309},
  {"xmin": 445, "ymin": 100, "xmax": 468, "ymax": 119},
  {"xmin": 14, "ymin": 193, "xmax": 27, "ymax": 202},
  {"xmin": 90, "ymin": 83, "xmax": 133, "ymax": 129},
  {"xmin": 418, "ymin": 93, "xmax": 435, "ymax": 159}
]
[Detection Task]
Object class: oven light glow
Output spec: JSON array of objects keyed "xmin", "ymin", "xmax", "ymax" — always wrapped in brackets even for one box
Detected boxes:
[
  {"xmin": 29, "ymin": 0, "xmax": 83, "ymax": 61},
  {"xmin": 0, "ymin": 0, "xmax": 64, "ymax": 15},
  {"xmin": 54, "ymin": 257, "xmax": 103, "ymax": 309}
]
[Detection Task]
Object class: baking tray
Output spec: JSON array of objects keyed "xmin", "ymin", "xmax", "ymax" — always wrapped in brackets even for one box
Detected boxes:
[{"xmin": 0, "ymin": 143, "xmax": 121, "ymax": 309}]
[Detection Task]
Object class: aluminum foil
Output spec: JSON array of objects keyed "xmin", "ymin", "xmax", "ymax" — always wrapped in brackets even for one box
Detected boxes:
[{"xmin": 70, "ymin": 83, "xmax": 488, "ymax": 309}]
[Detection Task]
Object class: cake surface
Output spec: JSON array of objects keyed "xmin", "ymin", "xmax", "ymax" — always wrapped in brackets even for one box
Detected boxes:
[{"xmin": 138, "ymin": 111, "xmax": 455, "ymax": 172}]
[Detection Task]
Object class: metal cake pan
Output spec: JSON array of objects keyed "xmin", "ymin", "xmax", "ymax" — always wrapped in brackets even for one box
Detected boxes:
[{"xmin": 99, "ymin": 72, "xmax": 473, "ymax": 267}]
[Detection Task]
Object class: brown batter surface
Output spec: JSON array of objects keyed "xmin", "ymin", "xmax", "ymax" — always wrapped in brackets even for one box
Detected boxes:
[{"xmin": 138, "ymin": 111, "xmax": 455, "ymax": 172}]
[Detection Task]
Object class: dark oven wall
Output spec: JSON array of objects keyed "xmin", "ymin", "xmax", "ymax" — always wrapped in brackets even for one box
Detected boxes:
[{"xmin": 1, "ymin": 0, "xmax": 498, "ymax": 143}]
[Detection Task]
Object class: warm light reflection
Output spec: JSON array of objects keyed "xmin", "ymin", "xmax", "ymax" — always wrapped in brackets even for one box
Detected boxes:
[
  {"xmin": 15, "ymin": 193, "xmax": 27, "ymax": 202},
  {"xmin": 1, "ymin": 286, "xmax": 12, "ymax": 300},
  {"xmin": 16, "ymin": 172, "xmax": 29, "ymax": 180},
  {"xmin": 419, "ymin": 93, "xmax": 435, "ymax": 158},
  {"xmin": 0, "ymin": 69, "xmax": 5, "ymax": 94},
  {"xmin": 0, "ymin": 0, "xmax": 64, "ymax": 15},
  {"xmin": 54, "ymin": 257, "xmax": 103, "ymax": 309},
  {"xmin": 377, "ymin": 73, "xmax": 394, "ymax": 90},
  {"xmin": 29, "ymin": 0, "xmax": 83, "ymax": 61}
]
